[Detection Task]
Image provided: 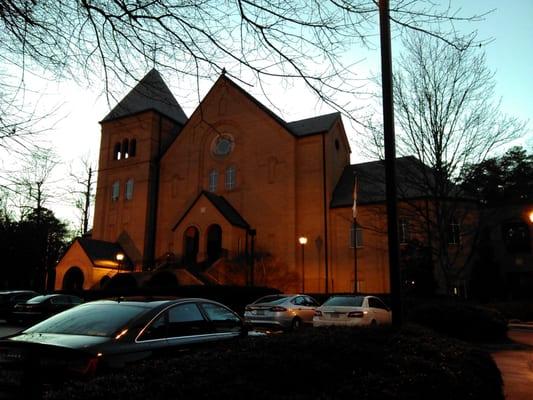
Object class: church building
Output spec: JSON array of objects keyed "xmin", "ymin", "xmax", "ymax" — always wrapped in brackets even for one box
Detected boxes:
[{"xmin": 55, "ymin": 70, "xmax": 393, "ymax": 294}]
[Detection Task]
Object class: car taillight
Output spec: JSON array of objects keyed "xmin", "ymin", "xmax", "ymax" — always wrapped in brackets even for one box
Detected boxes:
[
  {"xmin": 269, "ymin": 306, "xmax": 287, "ymax": 312},
  {"xmin": 347, "ymin": 311, "xmax": 364, "ymax": 318},
  {"xmin": 314, "ymin": 310, "xmax": 322, "ymax": 316}
]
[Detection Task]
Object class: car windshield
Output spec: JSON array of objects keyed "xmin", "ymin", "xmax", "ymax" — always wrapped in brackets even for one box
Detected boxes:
[
  {"xmin": 322, "ymin": 296, "xmax": 364, "ymax": 307},
  {"xmin": 24, "ymin": 303, "xmax": 148, "ymax": 337},
  {"xmin": 254, "ymin": 295, "xmax": 288, "ymax": 305}
]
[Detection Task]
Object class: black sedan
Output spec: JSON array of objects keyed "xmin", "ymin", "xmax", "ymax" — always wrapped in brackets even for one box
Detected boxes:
[
  {"xmin": 11, "ymin": 294, "xmax": 84, "ymax": 324},
  {"xmin": 0, "ymin": 297, "xmax": 246, "ymax": 396},
  {"xmin": 0, "ymin": 290, "xmax": 39, "ymax": 322}
]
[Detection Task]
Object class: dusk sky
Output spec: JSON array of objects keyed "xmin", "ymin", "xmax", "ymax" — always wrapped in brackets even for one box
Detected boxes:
[{"xmin": 3, "ymin": 1, "xmax": 531, "ymax": 226}]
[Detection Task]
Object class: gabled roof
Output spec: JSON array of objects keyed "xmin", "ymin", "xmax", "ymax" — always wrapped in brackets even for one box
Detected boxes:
[
  {"xmin": 101, "ymin": 69, "xmax": 188, "ymax": 124},
  {"xmin": 219, "ymin": 75, "xmax": 340, "ymax": 137},
  {"xmin": 78, "ymin": 238, "xmax": 128, "ymax": 265},
  {"xmin": 172, "ymin": 190, "xmax": 250, "ymax": 231},
  {"xmin": 331, "ymin": 156, "xmax": 467, "ymax": 208}
]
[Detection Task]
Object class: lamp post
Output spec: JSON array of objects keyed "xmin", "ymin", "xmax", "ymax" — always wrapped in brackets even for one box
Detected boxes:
[
  {"xmin": 116, "ymin": 252, "xmax": 124, "ymax": 273},
  {"xmin": 298, "ymin": 236, "xmax": 308, "ymax": 293}
]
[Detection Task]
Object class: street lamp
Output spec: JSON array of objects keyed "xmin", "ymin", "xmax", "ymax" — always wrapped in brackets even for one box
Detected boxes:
[
  {"xmin": 528, "ymin": 210, "xmax": 533, "ymax": 224},
  {"xmin": 116, "ymin": 252, "xmax": 124, "ymax": 273},
  {"xmin": 298, "ymin": 236, "xmax": 308, "ymax": 293}
]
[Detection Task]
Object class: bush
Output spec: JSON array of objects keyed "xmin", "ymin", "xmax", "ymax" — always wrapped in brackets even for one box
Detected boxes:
[
  {"xmin": 44, "ymin": 325, "xmax": 503, "ymax": 400},
  {"xmin": 408, "ymin": 302, "xmax": 508, "ymax": 343}
]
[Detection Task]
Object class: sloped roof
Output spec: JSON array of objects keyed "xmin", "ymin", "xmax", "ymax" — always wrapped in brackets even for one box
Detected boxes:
[
  {"xmin": 78, "ymin": 238, "xmax": 127, "ymax": 265},
  {"xmin": 172, "ymin": 191, "xmax": 250, "ymax": 231},
  {"xmin": 331, "ymin": 156, "xmax": 463, "ymax": 208},
  {"xmin": 101, "ymin": 69, "xmax": 188, "ymax": 124},
  {"xmin": 221, "ymin": 76, "xmax": 340, "ymax": 137},
  {"xmin": 287, "ymin": 112, "xmax": 340, "ymax": 136}
]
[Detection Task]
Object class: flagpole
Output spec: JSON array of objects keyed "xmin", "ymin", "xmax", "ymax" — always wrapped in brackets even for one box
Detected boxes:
[{"xmin": 353, "ymin": 174, "xmax": 358, "ymax": 294}]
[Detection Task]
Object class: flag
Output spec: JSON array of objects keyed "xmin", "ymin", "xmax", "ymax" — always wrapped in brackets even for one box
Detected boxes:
[{"xmin": 352, "ymin": 175, "xmax": 358, "ymax": 220}]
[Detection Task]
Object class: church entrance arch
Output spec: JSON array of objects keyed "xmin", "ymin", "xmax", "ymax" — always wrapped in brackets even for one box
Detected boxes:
[
  {"xmin": 183, "ymin": 226, "xmax": 199, "ymax": 266},
  {"xmin": 206, "ymin": 224, "xmax": 223, "ymax": 264},
  {"xmin": 62, "ymin": 267, "xmax": 84, "ymax": 291}
]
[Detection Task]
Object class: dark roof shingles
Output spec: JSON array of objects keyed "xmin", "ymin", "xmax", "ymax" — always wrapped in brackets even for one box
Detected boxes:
[{"xmin": 101, "ymin": 69, "xmax": 187, "ymax": 124}]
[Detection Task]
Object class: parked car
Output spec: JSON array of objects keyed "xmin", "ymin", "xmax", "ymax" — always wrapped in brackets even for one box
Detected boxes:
[
  {"xmin": 11, "ymin": 294, "xmax": 84, "ymax": 324},
  {"xmin": 0, "ymin": 297, "xmax": 247, "ymax": 395},
  {"xmin": 0, "ymin": 291, "xmax": 39, "ymax": 322},
  {"xmin": 244, "ymin": 294, "xmax": 320, "ymax": 331},
  {"xmin": 313, "ymin": 295, "xmax": 391, "ymax": 327}
]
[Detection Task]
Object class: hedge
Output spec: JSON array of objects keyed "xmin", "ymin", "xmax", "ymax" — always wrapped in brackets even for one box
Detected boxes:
[{"xmin": 44, "ymin": 325, "xmax": 503, "ymax": 400}]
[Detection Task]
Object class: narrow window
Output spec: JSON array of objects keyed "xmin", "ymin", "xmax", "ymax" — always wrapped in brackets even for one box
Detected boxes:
[
  {"xmin": 113, "ymin": 143, "xmax": 121, "ymax": 160},
  {"xmin": 399, "ymin": 218, "xmax": 409, "ymax": 244},
  {"xmin": 122, "ymin": 138, "xmax": 130, "ymax": 159},
  {"xmin": 112, "ymin": 180, "xmax": 120, "ymax": 201},
  {"xmin": 225, "ymin": 165, "xmax": 236, "ymax": 190},
  {"xmin": 448, "ymin": 219, "xmax": 461, "ymax": 245},
  {"xmin": 350, "ymin": 222, "xmax": 363, "ymax": 248},
  {"xmin": 129, "ymin": 139, "xmax": 137, "ymax": 157},
  {"xmin": 208, "ymin": 169, "xmax": 218, "ymax": 192},
  {"xmin": 125, "ymin": 179, "xmax": 134, "ymax": 200}
]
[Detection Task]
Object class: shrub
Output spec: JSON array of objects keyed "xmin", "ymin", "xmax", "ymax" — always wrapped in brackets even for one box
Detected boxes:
[
  {"xmin": 408, "ymin": 302, "xmax": 508, "ymax": 342},
  {"xmin": 44, "ymin": 325, "xmax": 503, "ymax": 400}
]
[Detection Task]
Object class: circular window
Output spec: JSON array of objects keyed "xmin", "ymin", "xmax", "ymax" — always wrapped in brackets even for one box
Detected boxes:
[{"xmin": 211, "ymin": 135, "xmax": 234, "ymax": 157}]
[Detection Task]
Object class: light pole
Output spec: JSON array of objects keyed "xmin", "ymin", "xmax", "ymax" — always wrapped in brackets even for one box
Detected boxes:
[
  {"xmin": 298, "ymin": 236, "xmax": 307, "ymax": 293},
  {"xmin": 116, "ymin": 252, "xmax": 124, "ymax": 273}
]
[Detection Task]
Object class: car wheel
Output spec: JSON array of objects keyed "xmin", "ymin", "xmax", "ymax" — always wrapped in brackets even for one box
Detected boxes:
[{"xmin": 291, "ymin": 317, "xmax": 302, "ymax": 331}]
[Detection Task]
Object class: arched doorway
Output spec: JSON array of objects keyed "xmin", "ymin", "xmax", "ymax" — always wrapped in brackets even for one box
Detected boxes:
[
  {"xmin": 183, "ymin": 226, "xmax": 199, "ymax": 266},
  {"xmin": 62, "ymin": 267, "xmax": 84, "ymax": 291},
  {"xmin": 206, "ymin": 224, "xmax": 222, "ymax": 264}
]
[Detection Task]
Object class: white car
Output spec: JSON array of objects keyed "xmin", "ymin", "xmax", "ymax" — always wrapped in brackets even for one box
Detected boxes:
[{"xmin": 313, "ymin": 295, "xmax": 391, "ymax": 327}]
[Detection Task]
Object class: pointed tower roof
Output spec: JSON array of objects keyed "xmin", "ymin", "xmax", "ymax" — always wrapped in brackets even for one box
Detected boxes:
[{"xmin": 101, "ymin": 69, "xmax": 188, "ymax": 124}]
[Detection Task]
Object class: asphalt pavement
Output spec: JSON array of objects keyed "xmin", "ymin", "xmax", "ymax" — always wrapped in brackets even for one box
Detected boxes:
[{"xmin": 492, "ymin": 324, "xmax": 533, "ymax": 400}]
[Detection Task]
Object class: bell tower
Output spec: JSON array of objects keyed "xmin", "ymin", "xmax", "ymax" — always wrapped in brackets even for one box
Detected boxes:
[{"xmin": 92, "ymin": 69, "xmax": 187, "ymax": 270}]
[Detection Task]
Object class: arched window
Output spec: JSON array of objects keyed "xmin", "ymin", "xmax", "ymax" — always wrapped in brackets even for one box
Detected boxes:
[
  {"xmin": 129, "ymin": 139, "xmax": 137, "ymax": 157},
  {"xmin": 208, "ymin": 169, "xmax": 218, "ymax": 192},
  {"xmin": 448, "ymin": 219, "xmax": 461, "ymax": 245},
  {"xmin": 125, "ymin": 178, "xmax": 134, "ymax": 200},
  {"xmin": 113, "ymin": 142, "xmax": 121, "ymax": 160},
  {"xmin": 399, "ymin": 218, "xmax": 410, "ymax": 244},
  {"xmin": 112, "ymin": 180, "xmax": 120, "ymax": 201},
  {"xmin": 225, "ymin": 165, "xmax": 236, "ymax": 190},
  {"xmin": 122, "ymin": 138, "xmax": 130, "ymax": 159}
]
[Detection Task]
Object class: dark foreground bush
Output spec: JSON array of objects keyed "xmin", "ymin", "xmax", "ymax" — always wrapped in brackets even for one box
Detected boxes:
[
  {"xmin": 408, "ymin": 302, "xmax": 508, "ymax": 343},
  {"xmin": 44, "ymin": 325, "xmax": 503, "ymax": 400}
]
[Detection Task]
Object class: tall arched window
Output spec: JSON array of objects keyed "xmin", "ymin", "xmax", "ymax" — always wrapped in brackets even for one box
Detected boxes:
[
  {"xmin": 225, "ymin": 165, "xmax": 236, "ymax": 190},
  {"xmin": 113, "ymin": 142, "xmax": 121, "ymax": 160},
  {"xmin": 125, "ymin": 178, "xmax": 134, "ymax": 200},
  {"xmin": 122, "ymin": 138, "xmax": 130, "ymax": 159},
  {"xmin": 129, "ymin": 139, "xmax": 137, "ymax": 157},
  {"xmin": 208, "ymin": 169, "xmax": 218, "ymax": 192},
  {"xmin": 112, "ymin": 180, "xmax": 120, "ymax": 201}
]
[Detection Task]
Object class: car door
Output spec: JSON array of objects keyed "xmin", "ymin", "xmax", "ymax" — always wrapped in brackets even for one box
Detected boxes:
[
  {"xmin": 292, "ymin": 296, "xmax": 316, "ymax": 324},
  {"xmin": 164, "ymin": 302, "xmax": 212, "ymax": 347},
  {"xmin": 199, "ymin": 302, "xmax": 243, "ymax": 337}
]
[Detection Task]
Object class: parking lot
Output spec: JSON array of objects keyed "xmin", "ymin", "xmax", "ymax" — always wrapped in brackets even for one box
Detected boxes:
[{"xmin": 0, "ymin": 321, "xmax": 24, "ymax": 338}]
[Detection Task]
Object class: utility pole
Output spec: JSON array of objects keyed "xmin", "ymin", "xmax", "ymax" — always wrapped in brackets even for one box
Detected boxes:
[{"xmin": 379, "ymin": 0, "xmax": 403, "ymax": 326}]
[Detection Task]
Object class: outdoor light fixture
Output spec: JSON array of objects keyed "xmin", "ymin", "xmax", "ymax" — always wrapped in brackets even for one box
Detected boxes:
[
  {"xmin": 298, "ymin": 237, "xmax": 308, "ymax": 245},
  {"xmin": 116, "ymin": 252, "xmax": 125, "ymax": 272},
  {"xmin": 528, "ymin": 210, "xmax": 533, "ymax": 224}
]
